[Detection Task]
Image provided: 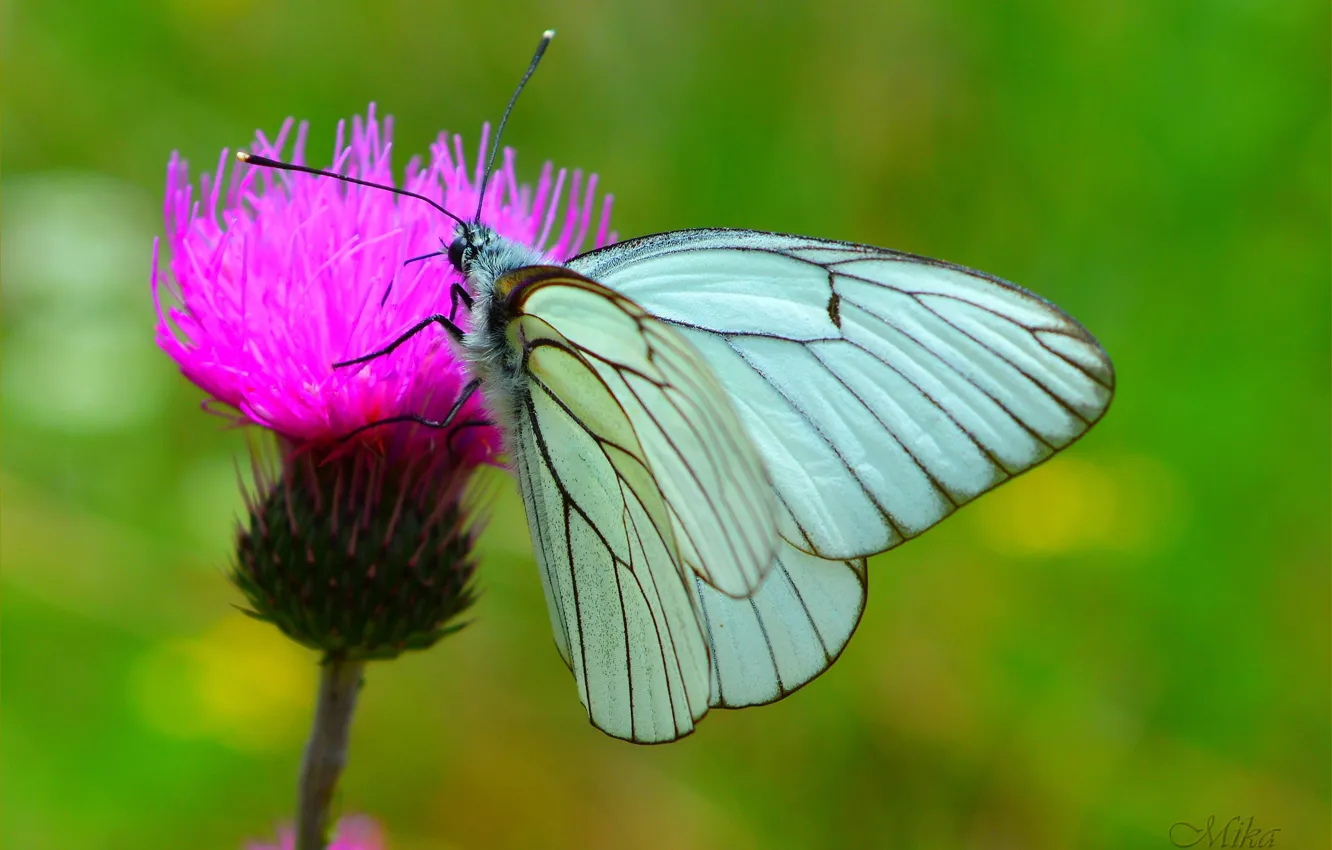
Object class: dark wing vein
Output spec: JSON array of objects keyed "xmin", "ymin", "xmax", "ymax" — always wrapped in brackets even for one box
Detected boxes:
[
  {"xmin": 901, "ymin": 291, "xmax": 1092, "ymax": 426},
  {"xmin": 747, "ymin": 596, "xmax": 783, "ymax": 697},
  {"xmin": 693, "ymin": 576, "xmax": 724, "ymax": 704},
  {"xmin": 775, "ymin": 559, "xmax": 833, "ymax": 659},
  {"xmin": 611, "ymin": 369, "xmax": 762, "ymax": 586},
  {"xmin": 884, "ymin": 288, "xmax": 1114, "ymax": 392},
  {"xmin": 724, "ymin": 339, "xmax": 910, "ymax": 543},
  {"xmin": 836, "ymin": 336, "xmax": 1015, "ymax": 476},
  {"xmin": 839, "ymin": 292, "xmax": 1059, "ymax": 453},
  {"xmin": 807, "ymin": 346, "xmax": 964, "ymax": 510},
  {"xmin": 516, "ymin": 411, "xmax": 575, "ymax": 665}
]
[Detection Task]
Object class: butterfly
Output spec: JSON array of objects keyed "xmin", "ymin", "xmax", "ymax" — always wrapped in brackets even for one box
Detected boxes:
[{"xmin": 240, "ymin": 30, "xmax": 1115, "ymax": 743}]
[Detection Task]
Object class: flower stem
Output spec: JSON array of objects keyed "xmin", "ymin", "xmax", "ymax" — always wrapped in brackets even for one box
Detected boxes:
[{"xmin": 296, "ymin": 655, "xmax": 364, "ymax": 850}]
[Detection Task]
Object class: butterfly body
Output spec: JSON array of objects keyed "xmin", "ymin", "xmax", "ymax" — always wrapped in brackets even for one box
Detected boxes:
[{"xmin": 453, "ymin": 222, "xmax": 547, "ymax": 423}]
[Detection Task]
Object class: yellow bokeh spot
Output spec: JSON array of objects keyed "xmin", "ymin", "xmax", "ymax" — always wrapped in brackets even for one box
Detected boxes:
[
  {"xmin": 131, "ymin": 612, "xmax": 316, "ymax": 752},
  {"xmin": 972, "ymin": 453, "xmax": 1183, "ymax": 557}
]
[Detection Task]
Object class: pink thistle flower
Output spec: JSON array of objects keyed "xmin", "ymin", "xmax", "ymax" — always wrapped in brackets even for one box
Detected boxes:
[
  {"xmin": 153, "ymin": 105, "xmax": 614, "ymax": 659},
  {"xmin": 153, "ymin": 103, "xmax": 613, "ymax": 459},
  {"xmin": 246, "ymin": 815, "xmax": 384, "ymax": 850}
]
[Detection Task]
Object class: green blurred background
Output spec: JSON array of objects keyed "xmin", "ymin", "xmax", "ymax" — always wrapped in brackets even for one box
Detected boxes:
[{"xmin": 3, "ymin": 1, "xmax": 1328, "ymax": 848}]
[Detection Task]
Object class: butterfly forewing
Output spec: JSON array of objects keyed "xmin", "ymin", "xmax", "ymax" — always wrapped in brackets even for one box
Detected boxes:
[
  {"xmin": 570, "ymin": 228, "xmax": 1115, "ymax": 560},
  {"xmin": 500, "ymin": 266, "xmax": 781, "ymax": 740},
  {"xmin": 512, "ymin": 271, "xmax": 780, "ymax": 597},
  {"xmin": 513, "ymin": 385, "xmax": 709, "ymax": 740}
]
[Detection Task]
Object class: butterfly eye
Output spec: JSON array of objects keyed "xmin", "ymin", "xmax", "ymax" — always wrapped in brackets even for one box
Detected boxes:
[{"xmin": 447, "ymin": 237, "xmax": 467, "ymax": 271}]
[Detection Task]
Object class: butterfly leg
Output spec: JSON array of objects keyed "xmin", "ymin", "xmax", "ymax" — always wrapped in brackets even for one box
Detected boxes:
[
  {"xmin": 448, "ymin": 283, "xmax": 474, "ymax": 322},
  {"xmin": 445, "ymin": 419, "xmax": 497, "ymax": 457},
  {"xmin": 337, "ymin": 378, "xmax": 486, "ymax": 444},
  {"xmin": 333, "ymin": 313, "xmax": 464, "ymax": 368}
]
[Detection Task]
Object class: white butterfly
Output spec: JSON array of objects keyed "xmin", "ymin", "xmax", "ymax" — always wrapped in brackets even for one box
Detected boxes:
[{"xmin": 242, "ymin": 31, "xmax": 1114, "ymax": 743}]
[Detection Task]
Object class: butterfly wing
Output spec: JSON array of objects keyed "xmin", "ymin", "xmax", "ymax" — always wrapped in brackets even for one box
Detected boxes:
[
  {"xmin": 697, "ymin": 550, "xmax": 867, "ymax": 708},
  {"xmin": 510, "ymin": 370, "xmax": 708, "ymax": 742},
  {"xmin": 500, "ymin": 266, "xmax": 780, "ymax": 740},
  {"xmin": 569, "ymin": 228, "xmax": 1114, "ymax": 706},
  {"xmin": 509, "ymin": 268, "xmax": 780, "ymax": 597}
]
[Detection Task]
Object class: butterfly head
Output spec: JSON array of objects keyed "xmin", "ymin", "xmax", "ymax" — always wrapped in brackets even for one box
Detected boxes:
[
  {"xmin": 447, "ymin": 222, "xmax": 546, "ymax": 301},
  {"xmin": 446, "ymin": 222, "xmax": 496, "ymax": 276}
]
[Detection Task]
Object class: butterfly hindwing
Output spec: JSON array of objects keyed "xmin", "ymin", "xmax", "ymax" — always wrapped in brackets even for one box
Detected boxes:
[{"xmin": 695, "ymin": 549, "xmax": 867, "ymax": 708}]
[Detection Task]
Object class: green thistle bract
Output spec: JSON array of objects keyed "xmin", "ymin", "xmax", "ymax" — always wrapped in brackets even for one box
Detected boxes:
[{"xmin": 234, "ymin": 444, "xmax": 479, "ymax": 661}]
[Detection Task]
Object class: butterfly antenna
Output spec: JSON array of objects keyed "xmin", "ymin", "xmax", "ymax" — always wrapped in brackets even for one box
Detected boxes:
[
  {"xmin": 235, "ymin": 151, "xmax": 467, "ymax": 227},
  {"xmin": 475, "ymin": 29, "xmax": 555, "ymax": 221}
]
